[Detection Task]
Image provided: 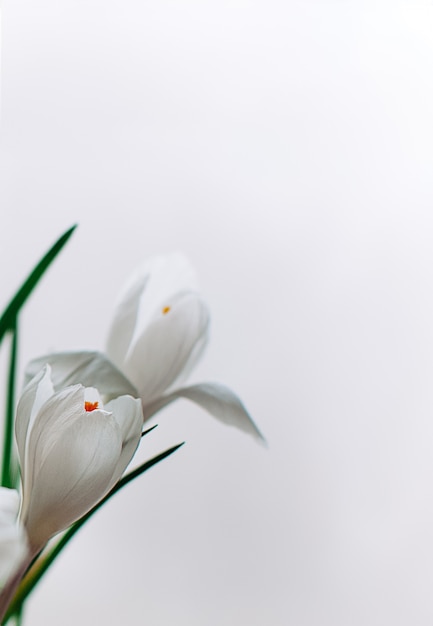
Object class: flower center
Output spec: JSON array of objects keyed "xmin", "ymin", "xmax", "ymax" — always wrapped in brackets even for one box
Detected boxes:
[
  {"xmin": 162, "ymin": 306, "xmax": 171, "ymax": 315},
  {"xmin": 85, "ymin": 401, "xmax": 99, "ymax": 412}
]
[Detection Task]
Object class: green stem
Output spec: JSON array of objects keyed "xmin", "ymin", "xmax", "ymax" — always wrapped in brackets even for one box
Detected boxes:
[
  {"xmin": 14, "ymin": 604, "xmax": 23, "ymax": 626},
  {"xmin": 0, "ymin": 551, "xmax": 34, "ymax": 625},
  {"xmin": 13, "ymin": 604, "xmax": 23, "ymax": 626},
  {"xmin": 5, "ymin": 603, "xmax": 24, "ymax": 626},
  {"xmin": 1, "ymin": 321, "xmax": 19, "ymax": 489},
  {"xmin": 4, "ymin": 442, "xmax": 184, "ymax": 621}
]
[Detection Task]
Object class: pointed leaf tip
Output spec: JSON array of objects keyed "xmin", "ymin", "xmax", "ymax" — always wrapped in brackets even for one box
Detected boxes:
[
  {"xmin": 0, "ymin": 225, "xmax": 78, "ymax": 344},
  {"xmin": 141, "ymin": 424, "xmax": 158, "ymax": 437}
]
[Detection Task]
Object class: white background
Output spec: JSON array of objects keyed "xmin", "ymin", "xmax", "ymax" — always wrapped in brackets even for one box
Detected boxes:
[{"xmin": 2, "ymin": 1, "xmax": 433, "ymax": 624}]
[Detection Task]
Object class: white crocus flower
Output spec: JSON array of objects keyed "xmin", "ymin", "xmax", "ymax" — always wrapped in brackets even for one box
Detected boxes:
[
  {"xmin": 106, "ymin": 255, "xmax": 209, "ymax": 405},
  {"xmin": 25, "ymin": 254, "xmax": 263, "ymax": 440},
  {"xmin": 16, "ymin": 366, "xmax": 143, "ymax": 553},
  {"xmin": 0, "ymin": 488, "xmax": 27, "ymax": 589}
]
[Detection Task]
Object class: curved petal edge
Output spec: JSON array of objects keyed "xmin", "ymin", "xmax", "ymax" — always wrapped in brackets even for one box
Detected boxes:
[
  {"xmin": 24, "ymin": 351, "xmax": 138, "ymax": 401},
  {"xmin": 143, "ymin": 382, "xmax": 265, "ymax": 443}
]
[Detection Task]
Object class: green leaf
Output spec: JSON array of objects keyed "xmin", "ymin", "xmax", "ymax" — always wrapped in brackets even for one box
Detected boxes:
[
  {"xmin": 1, "ymin": 321, "xmax": 19, "ymax": 489},
  {"xmin": 142, "ymin": 424, "xmax": 158, "ymax": 437},
  {"xmin": 0, "ymin": 225, "xmax": 77, "ymax": 345},
  {"xmin": 4, "ymin": 442, "xmax": 184, "ymax": 620}
]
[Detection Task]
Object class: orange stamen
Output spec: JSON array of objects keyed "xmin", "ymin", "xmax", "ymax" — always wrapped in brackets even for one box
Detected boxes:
[
  {"xmin": 162, "ymin": 306, "xmax": 171, "ymax": 315},
  {"xmin": 85, "ymin": 401, "xmax": 99, "ymax": 412}
]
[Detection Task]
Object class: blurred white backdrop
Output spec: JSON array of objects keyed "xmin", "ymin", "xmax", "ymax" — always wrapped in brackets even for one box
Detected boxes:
[{"xmin": 2, "ymin": 0, "xmax": 433, "ymax": 624}]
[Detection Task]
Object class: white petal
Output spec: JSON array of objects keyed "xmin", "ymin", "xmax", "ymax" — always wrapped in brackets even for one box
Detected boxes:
[
  {"xmin": 0, "ymin": 489, "xmax": 27, "ymax": 588},
  {"xmin": 105, "ymin": 395, "xmax": 143, "ymax": 484},
  {"xmin": 143, "ymin": 382, "xmax": 265, "ymax": 442},
  {"xmin": 23, "ymin": 390, "xmax": 122, "ymax": 550},
  {"xmin": 24, "ymin": 351, "xmax": 138, "ymax": 401},
  {"xmin": 123, "ymin": 291, "xmax": 210, "ymax": 402},
  {"xmin": 106, "ymin": 254, "xmax": 199, "ymax": 367},
  {"xmin": 15, "ymin": 365, "xmax": 54, "ymax": 484},
  {"xmin": 20, "ymin": 384, "xmax": 85, "ymax": 525},
  {"xmin": 106, "ymin": 274, "xmax": 149, "ymax": 369}
]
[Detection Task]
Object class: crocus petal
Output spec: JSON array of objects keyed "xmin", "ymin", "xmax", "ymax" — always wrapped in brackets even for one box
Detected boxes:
[
  {"xmin": 22, "ymin": 386, "xmax": 122, "ymax": 550},
  {"xmin": 24, "ymin": 351, "xmax": 138, "ymax": 401},
  {"xmin": 123, "ymin": 291, "xmax": 209, "ymax": 402},
  {"xmin": 0, "ymin": 489, "xmax": 27, "ymax": 587},
  {"xmin": 107, "ymin": 253, "xmax": 199, "ymax": 366},
  {"xmin": 106, "ymin": 274, "xmax": 149, "ymax": 369},
  {"xmin": 105, "ymin": 395, "xmax": 143, "ymax": 485},
  {"xmin": 143, "ymin": 382, "xmax": 265, "ymax": 441},
  {"xmin": 15, "ymin": 365, "xmax": 54, "ymax": 486}
]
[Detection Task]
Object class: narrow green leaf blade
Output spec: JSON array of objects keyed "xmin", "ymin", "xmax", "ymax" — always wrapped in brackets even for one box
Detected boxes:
[
  {"xmin": 142, "ymin": 424, "xmax": 158, "ymax": 437},
  {"xmin": 4, "ymin": 442, "xmax": 184, "ymax": 618},
  {"xmin": 1, "ymin": 321, "xmax": 19, "ymax": 489},
  {"xmin": 0, "ymin": 225, "xmax": 77, "ymax": 345}
]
